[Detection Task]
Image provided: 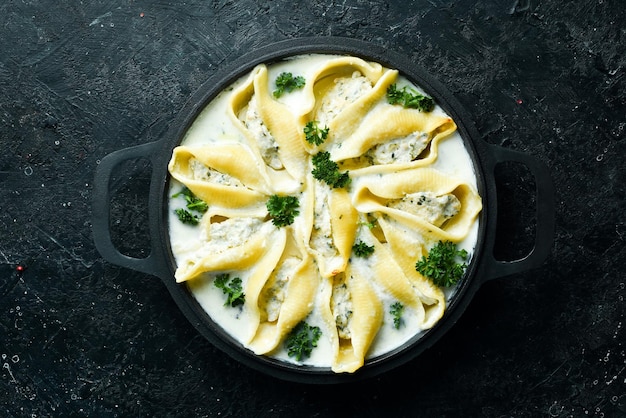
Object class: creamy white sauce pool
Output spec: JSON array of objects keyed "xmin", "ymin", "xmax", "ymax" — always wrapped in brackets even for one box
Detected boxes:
[{"xmin": 168, "ymin": 54, "xmax": 480, "ymax": 367}]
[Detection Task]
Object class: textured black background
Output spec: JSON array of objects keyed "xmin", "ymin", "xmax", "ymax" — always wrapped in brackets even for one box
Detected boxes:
[{"xmin": 1, "ymin": 0, "xmax": 625, "ymax": 416}]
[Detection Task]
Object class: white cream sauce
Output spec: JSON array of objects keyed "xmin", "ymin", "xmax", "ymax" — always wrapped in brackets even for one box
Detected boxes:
[{"xmin": 168, "ymin": 54, "xmax": 481, "ymax": 368}]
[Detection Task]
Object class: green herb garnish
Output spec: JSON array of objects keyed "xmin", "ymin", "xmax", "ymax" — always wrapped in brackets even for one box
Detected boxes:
[
  {"xmin": 273, "ymin": 72, "xmax": 306, "ymax": 98},
  {"xmin": 214, "ymin": 274, "xmax": 245, "ymax": 307},
  {"xmin": 266, "ymin": 195, "xmax": 300, "ymax": 227},
  {"xmin": 390, "ymin": 302, "xmax": 404, "ymax": 330},
  {"xmin": 186, "ymin": 199, "xmax": 208, "ymax": 213},
  {"xmin": 304, "ymin": 121, "xmax": 329, "ymax": 146},
  {"xmin": 311, "ymin": 151, "xmax": 351, "ymax": 189},
  {"xmin": 172, "ymin": 187, "xmax": 208, "ymax": 225},
  {"xmin": 358, "ymin": 220, "xmax": 376, "ymax": 229},
  {"xmin": 415, "ymin": 241, "xmax": 469, "ymax": 287},
  {"xmin": 174, "ymin": 208, "xmax": 200, "ymax": 225},
  {"xmin": 352, "ymin": 240, "xmax": 375, "ymax": 258},
  {"xmin": 172, "ymin": 187, "xmax": 208, "ymax": 213},
  {"xmin": 285, "ymin": 321, "xmax": 322, "ymax": 361},
  {"xmin": 387, "ymin": 83, "xmax": 435, "ymax": 112}
]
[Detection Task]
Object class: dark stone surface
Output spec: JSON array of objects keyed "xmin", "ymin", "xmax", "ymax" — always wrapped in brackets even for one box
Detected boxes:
[{"xmin": 1, "ymin": 0, "xmax": 624, "ymax": 416}]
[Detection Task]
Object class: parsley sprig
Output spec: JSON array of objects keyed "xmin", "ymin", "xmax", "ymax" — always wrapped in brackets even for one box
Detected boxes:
[
  {"xmin": 387, "ymin": 83, "xmax": 435, "ymax": 112},
  {"xmin": 304, "ymin": 121, "xmax": 329, "ymax": 146},
  {"xmin": 273, "ymin": 72, "xmax": 306, "ymax": 98},
  {"xmin": 352, "ymin": 240, "xmax": 375, "ymax": 258},
  {"xmin": 214, "ymin": 274, "xmax": 245, "ymax": 307},
  {"xmin": 415, "ymin": 241, "xmax": 469, "ymax": 287},
  {"xmin": 266, "ymin": 195, "xmax": 300, "ymax": 227},
  {"xmin": 174, "ymin": 208, "xmax": 200, "ymax": 225},
  {"xmin": 285, "ymin": 321, "xmax": 322, "ymax": 361},
  {"xmin": 389, "ymin": 302, "xmax": 404, "ymax": 330},
  {"xmin": 172, "ymin": 187, "xmax": 208, "ymax": 225},
  {"xmin": 311, "ymin": 151, "xmax": 351, "ymax": 189}
]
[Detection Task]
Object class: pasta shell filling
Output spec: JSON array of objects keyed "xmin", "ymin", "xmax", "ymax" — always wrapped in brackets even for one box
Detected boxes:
[
  {"xmin": 367, "ymin": 131, "xmax": 430, "ymax": 165},
  {"xmin": 387, "ymin": 192, "xmax": 461, "ymax": 228},
  {"xmin": 259, "ymin": 256, "xmax": 300, "ymax": 322},
  {"xmin": 331, "ymin": 274, "xmax": 353, "ymax": 340},
  {"xmin": 241, "ymin": 96, "xmax": 282, "ymax": 170},
  {"xmin": 190, "ymin": 158, "xmax": 244, "ymax": 187},
  {"xmin": 203, "ymin": 217, "xmax": 264, "ymax": 245},
  {"xmin": 309, "ymin": 181, "xmax": 343, "ymax": 277},
  {"xmin": 315, "ymin": 72, "xmax": 373, "ymax": 126}
]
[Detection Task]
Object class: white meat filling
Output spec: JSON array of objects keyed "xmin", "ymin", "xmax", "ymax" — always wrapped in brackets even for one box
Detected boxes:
[
  {"xmin": 201, "ymin": 217, "xmax": 266, "ymax": 252},
  {"xmin": 331, "ymin": 277, "xmax": 353, "ymax": 340},
  {"xmin": 317, "ymin": 72, "xmax": 372, "ymax": 126},
  {"xmin": 243, "ymin": 96, "xmax": 282, "ymax": 170},
  {"xmin": 369, "ymin": 131, "xmax": 429, "ymax": 165},
  {"xmin": 310, "ymin": 182, "xmax": 336, "ymax": 259},
  {"xmin": 190, "ymin": 158, "xmax": 243, "ymax": 187},
  {"xmin": 388, "ymin": 192, "xmax": 461, "ymax": 227},
  {"xmin": 261, "ymin": 257, "xmax": 300, "ymax": 322}
]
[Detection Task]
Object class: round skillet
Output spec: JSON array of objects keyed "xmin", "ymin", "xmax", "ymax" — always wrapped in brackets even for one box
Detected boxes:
[{"xmin": 92, "ymin": 37, "xmax": 555, "ymax": 384}]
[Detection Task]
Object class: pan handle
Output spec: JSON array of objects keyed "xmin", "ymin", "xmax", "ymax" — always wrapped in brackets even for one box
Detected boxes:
[
  {"xmin": 480, "ymin": 144, "xmax": 555, "ymax": 282},
  {"xmin": 92, "ymin": 141, "xmax": 169, "ymax": 278}
]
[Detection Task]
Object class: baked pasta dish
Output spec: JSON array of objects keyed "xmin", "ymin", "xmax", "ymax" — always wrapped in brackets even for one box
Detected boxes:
[{"xmin": 167, "ymin": 54, "xmax": 482, "ymax": 373}]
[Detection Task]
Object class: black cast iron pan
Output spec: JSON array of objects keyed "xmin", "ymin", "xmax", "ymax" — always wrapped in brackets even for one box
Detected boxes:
[{"xmin": 92, "ymin": 37, "xmax": 555, "ymax": 384}]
